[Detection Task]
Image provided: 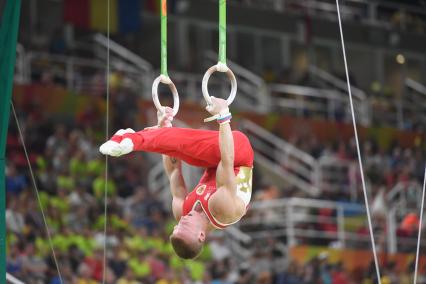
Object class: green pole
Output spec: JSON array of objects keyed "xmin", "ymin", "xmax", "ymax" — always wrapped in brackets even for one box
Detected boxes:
[
  {"xmin": 0, "ymin": 0, "xmax": 22, "ymax": 281},
  {"xmin": 160, "ymin": 0, "xmax": 168, "ymax": 77},
  {"xmin": 218, "ymin": 0, "xmax": 226, "ymax": 64}
]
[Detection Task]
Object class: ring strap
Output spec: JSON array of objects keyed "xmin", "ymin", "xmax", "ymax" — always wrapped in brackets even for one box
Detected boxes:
[
  {"xmin": 161, "ymin": 0, "xmax": 168, "ymax": 76},
  {"xmin": 204, "ymin": 114, "xmax": 220, "ymax": 123},
  {"xmin": 204, "ymin": 112, "xmax": 231, "ymax": 123},
  {"xmin": 152, "ymin": 0, "xmax": 180, "ymax": 116},
  {"xmin": 219, "ymin": 0, "xmax": 226, "ymax": 64}
]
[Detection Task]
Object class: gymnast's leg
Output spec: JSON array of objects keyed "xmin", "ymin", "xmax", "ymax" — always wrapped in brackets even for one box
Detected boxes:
[{"xmin": 122, "ymin": 127, "xmax": 253, "ymax": 168}]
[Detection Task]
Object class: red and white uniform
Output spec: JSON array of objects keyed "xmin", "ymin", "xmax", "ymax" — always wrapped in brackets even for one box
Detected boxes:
[
  {"xmin": 182, "ymin": 166, "xmax": 253, "ymax": 229},
  {"xmin": 122, "ymin": 127, "xmax": 254, "ymax": 229}
]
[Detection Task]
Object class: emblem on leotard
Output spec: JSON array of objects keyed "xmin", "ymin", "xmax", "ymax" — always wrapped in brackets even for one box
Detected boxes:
[
  {"xmin": 196, "ymin": 184, "xmax": 207, "ymax": 195},
  {"xmin": 236, "ymin": 167, "xmax": 253, "ymax": 193}
]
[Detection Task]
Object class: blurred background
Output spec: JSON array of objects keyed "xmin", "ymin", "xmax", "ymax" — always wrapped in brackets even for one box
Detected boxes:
[{"xmin": 4, "ymin": 0, "xmax": 426, "ymax": 283}]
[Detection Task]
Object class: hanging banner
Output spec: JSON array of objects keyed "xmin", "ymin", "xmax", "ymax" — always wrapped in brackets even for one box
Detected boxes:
[{"xmin": 0, "ymin": 0, "xmax": 22, "ymax": 282}]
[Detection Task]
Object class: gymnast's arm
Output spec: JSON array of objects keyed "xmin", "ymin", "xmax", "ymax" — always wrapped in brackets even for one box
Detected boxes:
[
  {"xmin": 216, "ymin": 121, "xmax": 237, "ymax": 192},
  {"xmin": 207, "ymin": 98, "xmax": 245, "ymax": 220},
  {"xmin": 207, "ymin": 98, "xmax": 245, "ymax": 221},
  {"xmin": 206, "ymin": 97, "xmax": 237, "ymax": 194},
  {"xmin": 163, "ymin": 155, "xmax": 187, "ymax": 220},
  {"xmin": 156, "ymin": 106, "xmax": 187, "ymax": 220}
]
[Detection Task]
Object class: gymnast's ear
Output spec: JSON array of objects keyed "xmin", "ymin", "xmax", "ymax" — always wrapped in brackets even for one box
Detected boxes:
[{"xmin": 198, "ymin": 231, "xmax": 206, "ymax": 242}]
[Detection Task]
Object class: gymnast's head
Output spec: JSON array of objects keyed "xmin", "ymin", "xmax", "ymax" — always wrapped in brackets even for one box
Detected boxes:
[{"xmin": 170, "ymin": 209, "xmax": 209, "ymax": 259}]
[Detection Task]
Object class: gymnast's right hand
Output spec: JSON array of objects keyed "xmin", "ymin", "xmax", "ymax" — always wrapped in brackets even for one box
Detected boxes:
[
  {"xmin": 99, "ymin": 128, "xmax": 135, "ymax": 157},
  {"xmin": 158, "ymin": 107, "xmax": 174, "ymax": 128}
]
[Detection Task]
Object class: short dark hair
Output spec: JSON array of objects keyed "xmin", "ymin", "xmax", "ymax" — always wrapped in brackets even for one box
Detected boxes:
[{"xmin": 170, "ymin": 234, "xmax": 203, "ymax": 259}]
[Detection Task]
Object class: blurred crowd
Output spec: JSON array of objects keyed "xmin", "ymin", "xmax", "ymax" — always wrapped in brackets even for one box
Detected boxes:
[
  {"xmin": 5, "ymin": 82, "xmax": 425, "ymax": 283},
  {"xmin": 287, "ymin": 131, "xmax": 425, "ymax": 200}
]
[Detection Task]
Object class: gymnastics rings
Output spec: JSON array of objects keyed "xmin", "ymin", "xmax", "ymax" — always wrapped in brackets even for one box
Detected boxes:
[
  {"xmin": 202, "ymin": 62, "xmax": 237, "ymax": 107},
  {"xmin": 152, "ymin": 74, "xmax": 180, "ymax": 116}
]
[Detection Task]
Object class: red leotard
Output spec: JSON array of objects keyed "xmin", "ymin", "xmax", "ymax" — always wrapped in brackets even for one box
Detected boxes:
[
  {"xmin": 181, "ymin": 166, "xmax": 253, "ymax": 229},
  {"xmin": 122, "ymin": 127, "xmax": 254, "ymax": 229}
]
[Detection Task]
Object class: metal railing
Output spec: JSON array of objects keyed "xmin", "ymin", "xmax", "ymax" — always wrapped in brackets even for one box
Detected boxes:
[
  {"xmin": 93, "ymin": 34, "xmax": 152, "ymax": 73},
  {"xmin": 373, "ymin": 78, "xmax": 426, "ymax": 129},
  {"xmin": 211, "ymin": 227, "xmax": 253, "ymax": 259},
  {"xmin": 308, "ymin": 66, "xmax": 367, "ymax": 101},
  {"xmin": 318, "ymin": 156, "xmax": 354, "ymax": 198},
  {"xmin": 6, "ymin": 273, "xmax": 25, "ymax": 284},
  {"xmin": 240, "ymin": 196, "xmax": 426, "ymax": 253},
  {"xmin": 93, "ymin": 33, "xmax": 154, "ymax": 96},
  {"xmin": 241, "ymin": 197, "xmax": 366, "ymax": 247},
  {"xmin": 26, "ymin": 51, "xmax": 143, "ymax": 95},
  {"xmin": 406, "ymin": 78, "xmax": 426, "ymax": 95},
  {"xmin": 240, "ymin": 119, "xmax": 321, "ymax": 195},
  {"xmin": 308, "ymin": 65, "xmax": 370, "ymax": 125},
  {"xmin": 266, "ymin": 66, "xmax": 371, "ymax": 126},
  {"xmin": 268, "ymin": 84, "xmax": 352, "ymax": 122},
  {"xmin": 15, "ymin": 40, "xmax": 148, "ymax": 95},
  {"xmin": 402, "ymin": 78, "xmax": 426, "ymax": 129},
  {"xmin": 147, "ymin": 161, "xmax": 171, "ymax": 201},
  {"xmin": 387, "ymin": 181, "xmax": 424, "ymax": 213}
]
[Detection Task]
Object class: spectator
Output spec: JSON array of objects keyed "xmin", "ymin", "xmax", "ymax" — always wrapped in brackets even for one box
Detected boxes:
[
  {"xmin": 6, "ymin": 243, "xmax": 24, "ymax": 278},
  {"xmin": 6, "ymin": 163, "xmax": 27, "ymax": 195},
  {"xmin": 331, "ymin": 262, "xmax": 350, "ymax": 284},
  {"xmin": 21, "ymin": 243, "xmax": 48, "ymax": 282},
  {"xmin": 6, "ymin": 198, "xmax": 25, "ymax": 234}
]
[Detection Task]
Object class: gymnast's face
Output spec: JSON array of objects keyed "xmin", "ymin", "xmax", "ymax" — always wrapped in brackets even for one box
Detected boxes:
[{"xmin": 172, "ymin": 210, "xmax": 207, "ymax": 243}]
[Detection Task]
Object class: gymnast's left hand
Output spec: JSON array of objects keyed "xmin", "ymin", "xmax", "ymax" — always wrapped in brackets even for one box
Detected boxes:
[
  {"xmin": 99, "ymin": 128, "xmax": 135, "ymax": 157},
  {"xmin": 206, "ymin": 96, "xmax": 229, "ymax": 116}
]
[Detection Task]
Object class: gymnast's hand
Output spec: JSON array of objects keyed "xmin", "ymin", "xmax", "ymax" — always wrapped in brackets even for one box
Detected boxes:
[
  {"xmin": 157, "ymin": 106, "xmax": 174, "ymax": 128},
  {"xmin": 144, "ymin": 107, "xmax": 174, "ymax": 130},
  {"xmin": 206, "ymin": 96, "xmax": 229, "ymax": 116},
  {"xmin": 99, "ymin": 128, "xmax": 135, "ymax": 157}
]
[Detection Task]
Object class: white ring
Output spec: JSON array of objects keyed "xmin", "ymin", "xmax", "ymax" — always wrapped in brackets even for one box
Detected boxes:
[
  {"xmin": 152, "ymin": 74, "xmax": 180, "ymax": 116},
  {"xmin": 202, "ymin": 63, "xmax": 237, "ymax": 106}
]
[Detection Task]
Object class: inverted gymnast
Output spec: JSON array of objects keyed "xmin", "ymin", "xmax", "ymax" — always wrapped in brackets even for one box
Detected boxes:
[{"xmin": 100, "ymin": 97, "xmax": 253, "ymax": 259}]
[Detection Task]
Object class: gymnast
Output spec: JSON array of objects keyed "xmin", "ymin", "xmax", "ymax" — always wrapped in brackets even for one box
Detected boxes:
[{"xmin": 100, "ymin": 97, "xmax": 253, "ymax": 259}]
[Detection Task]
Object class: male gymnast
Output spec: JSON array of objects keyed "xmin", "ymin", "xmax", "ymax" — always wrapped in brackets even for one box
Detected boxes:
[{"xmin": 100, "ymin": 97, "xmax": 253, "ymax": 259}]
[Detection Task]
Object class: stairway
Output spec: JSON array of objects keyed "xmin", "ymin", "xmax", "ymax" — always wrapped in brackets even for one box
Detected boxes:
[{"xmin": 239, "ymin": 119, "xmax": 321, "ymax": 196}]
